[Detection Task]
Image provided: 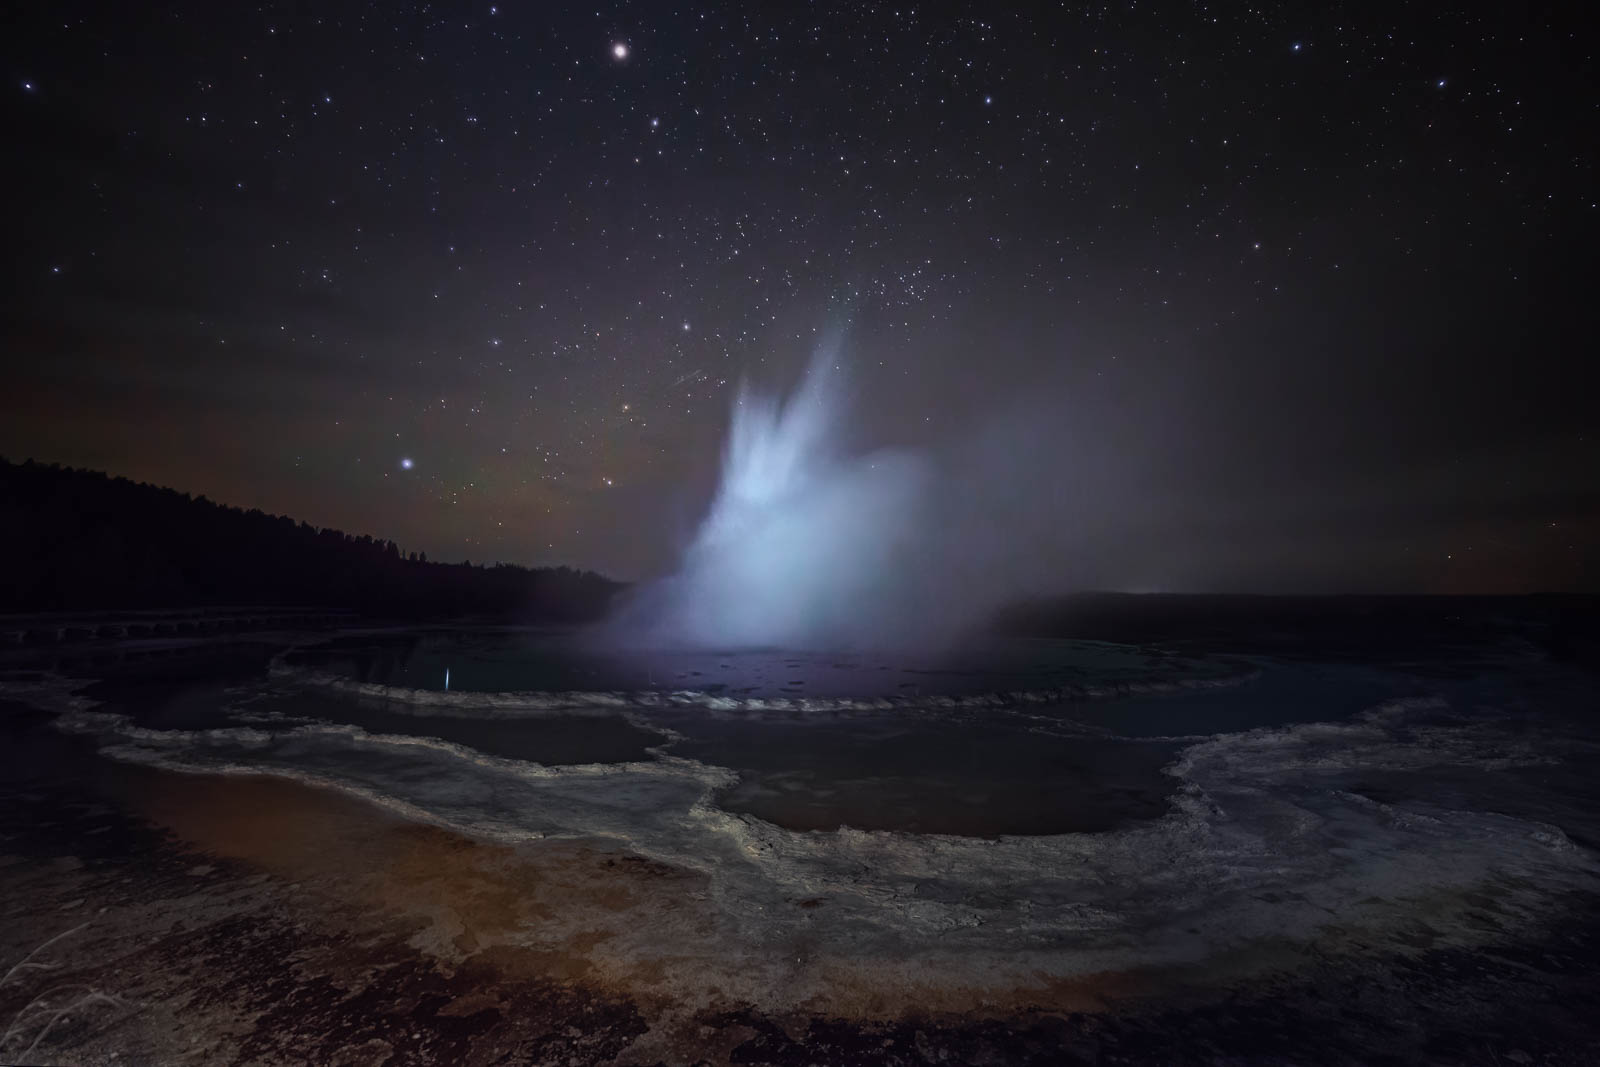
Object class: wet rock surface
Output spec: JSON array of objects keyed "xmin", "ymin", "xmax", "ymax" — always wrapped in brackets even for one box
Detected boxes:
[
  {"xmin": 2, "ymin": 736, "xmax": 1598, "ymax": 1066},
  {"xmin": 4, "ymin": 598, "xmax": 1600, "ymax": 1065}
]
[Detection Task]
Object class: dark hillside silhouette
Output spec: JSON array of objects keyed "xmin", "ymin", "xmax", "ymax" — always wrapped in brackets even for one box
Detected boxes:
[{"xmin": 0, "ymin": 458, "xmax": 619, "ymax": 620}]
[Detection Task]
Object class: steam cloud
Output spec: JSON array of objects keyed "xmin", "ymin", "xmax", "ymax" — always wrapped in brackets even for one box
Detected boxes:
[{"xmin": 608, "ymin": 342, "xmax": 1040, "ymax": 650}]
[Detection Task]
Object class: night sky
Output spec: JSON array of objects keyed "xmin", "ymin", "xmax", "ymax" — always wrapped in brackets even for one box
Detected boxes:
[{"xmin": 4, "ymin": 2, "xmax": 1594, "ymax": 593}]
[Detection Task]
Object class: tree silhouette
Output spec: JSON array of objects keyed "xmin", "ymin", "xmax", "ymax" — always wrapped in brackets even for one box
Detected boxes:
[{"xmin": 0, "ymin": 457, "xmax": 620, "ymax": 620}]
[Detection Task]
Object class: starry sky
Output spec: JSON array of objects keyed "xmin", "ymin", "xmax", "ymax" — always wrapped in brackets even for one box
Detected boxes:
[{"xmin": 4, "ymin": 1, "xmax": 1594, "ymax": 592}]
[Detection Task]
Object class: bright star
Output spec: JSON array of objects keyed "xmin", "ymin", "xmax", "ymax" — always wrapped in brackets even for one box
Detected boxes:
[
  {"xmin": 612, "ymin": 42, "xmax": 629, "ymax": 60},
  {"xmin": 400, "ymin": 457, "xmax": 414, "ymax": 470}
]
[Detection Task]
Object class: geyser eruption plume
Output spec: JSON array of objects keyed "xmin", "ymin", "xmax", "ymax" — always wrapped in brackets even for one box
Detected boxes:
[{"xmin": 611, "ymin": 344, "xmax": 956, "ymax": 650}]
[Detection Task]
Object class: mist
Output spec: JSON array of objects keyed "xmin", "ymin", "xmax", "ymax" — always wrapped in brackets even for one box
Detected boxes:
[{"xmin": 605, "ymin": 342, "xmax": 1056, "ymax": 651}]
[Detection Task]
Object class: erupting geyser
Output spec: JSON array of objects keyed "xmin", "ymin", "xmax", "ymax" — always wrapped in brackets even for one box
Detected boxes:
[{"xmin": 611, "ymin": 345, "xmax": 949, "ymax": 650}]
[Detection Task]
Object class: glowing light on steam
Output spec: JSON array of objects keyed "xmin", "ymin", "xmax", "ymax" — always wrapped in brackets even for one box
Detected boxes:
[{"xmin": 609, "ymin": 341, "xmax": 943, "ymax": 650}]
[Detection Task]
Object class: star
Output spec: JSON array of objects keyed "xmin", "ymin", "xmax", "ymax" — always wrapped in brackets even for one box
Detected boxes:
[
  {"xmin": 612, "ymin": 42, "xmax": 629, "ymax": 60},
  {"xmin": 400, "ymin": 457, "xmax": 415, "ymax": 470}
]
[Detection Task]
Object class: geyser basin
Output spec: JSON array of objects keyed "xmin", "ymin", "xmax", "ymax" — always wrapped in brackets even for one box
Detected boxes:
[
  {"xmin": 271, "ymin": 628, "xmax": 1253, "ymax": 836},
  {"xmin": 65, "ymin": 629, "xmax": 1411, "ymax": 841},
  {"xmin": 6, "ymin": 596, "xmax": 1598, "ymax": 1067},
  {"xmin": 7, "ymin": 600, "xmax": 1600, "ymax": 1047}
]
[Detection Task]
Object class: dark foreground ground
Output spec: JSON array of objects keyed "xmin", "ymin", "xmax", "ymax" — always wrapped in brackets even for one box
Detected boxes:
[{"xmin": 2, "ymin": 595, "xmax": 1599, "ymax": 1065}]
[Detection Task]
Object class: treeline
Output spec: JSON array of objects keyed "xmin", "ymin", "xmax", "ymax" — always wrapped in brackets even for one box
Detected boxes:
[{"xmin": 0, "ymin": 458, "xmax": 620, "ymax": 620}]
